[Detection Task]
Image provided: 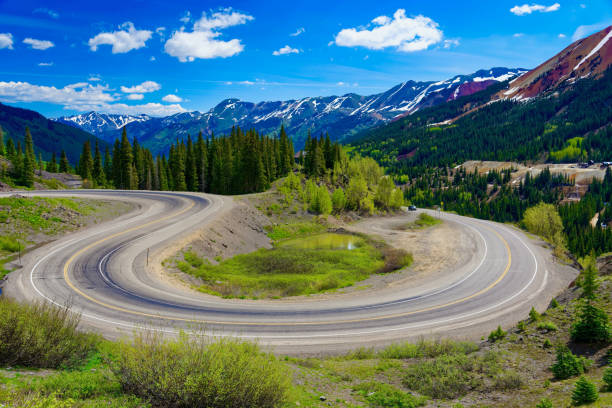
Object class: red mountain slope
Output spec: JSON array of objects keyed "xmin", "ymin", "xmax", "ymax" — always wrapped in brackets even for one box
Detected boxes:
[{"xmin": 501, "ymin": 25, "xmax": 612, "ymax": 100}]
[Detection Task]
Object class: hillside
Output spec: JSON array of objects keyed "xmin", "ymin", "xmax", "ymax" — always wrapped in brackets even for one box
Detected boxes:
[
  {"xmin": 0, "ymin": 103, "xmax": 108, "ymax": 164},
  {"xmin": 54, "ymin": 68, "xmax": 525, "ymax": 155},
  {"xmin": 352, "ymin": 26, "xmax": 612, "ymax": 171}
]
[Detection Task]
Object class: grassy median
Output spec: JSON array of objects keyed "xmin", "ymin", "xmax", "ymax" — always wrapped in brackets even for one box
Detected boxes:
[{"xmin": 175, "ymin": 221, "xmax": 413, "ymax": 299}]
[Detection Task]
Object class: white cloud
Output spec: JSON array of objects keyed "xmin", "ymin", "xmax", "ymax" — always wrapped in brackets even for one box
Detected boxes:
[
  {"xmin": 38, "ymin": 62, "xmax": 53, "ymax": 66},
  {"xmin": 95, "ymin": 102, "xmax": 186, "ymax": 116},
  {"xmin": 272, "ymin": 45, "xmax": 300, "ymax": 55},
  {"xmin": 33, "ymin": 8, "xmax": 59, "ymax": 19},
  {"xmin": 580, "ymin": 4, "xmax": 586, "ymax": 8},
  {"xmin": 120, "ymin": 80, "xmax": 161, "ymax": 93},
  {"xmin": 126, "ymin": 93, "xmax": 144, "ymax": 100},
  {"xmin": 88, "ymin": 22, "xmax": 152, "ymax": 54},
  {"xmin": 23, "ymin": 38, "xmax": 55, "ymax": 50},
  {"xmin": 334, "ymin": 9, "xmax": 443, "ymax": 52},
  {"xmin": 150, "ymin": 56, "xmax": 156, "ymax": 61},
  {"xmin": 443, "ymin": 38, "xmax": 460, "ymax": 48},
  {"xmin": 290, "ymin": 27, "xmax": 305, "ymax": 37},
  {"xmin": 510, "ymin": 3, "xmax": 560, "ymax": 16},
  {"xmin": 0, "ymin": 80, "xmax": 184, "ymax": 116},
  {"xmin": 162, "ymin": 94, "xmax": 183, "ymax": 102},
  {"xmin": 0, "ymin": 81, "xmax": 114, "ymax": 106},
  {"xmin": 513, "ymin": 33, "xmax": 524, "ymax": 37},
  {"xmin": 558, "ymin": 33, "xmax": 566, "ymax": 38},
  {"xmin": 572, "ymin": 21, "xmax": 612, "ymax": 41},
  {"xmin": 0, "ymin": 33, "xmax": 13, "ymax": 49},
  {"xmin": 180, "ymin": 11, "xmax": 191, "ymax": 24},
  {"xmin": 88, "ymin": 75, "xmax": 101, "ymax": 82},
  {"xmin": 164, "ymin": 8, "xmax": 253, "ymax": 62}
]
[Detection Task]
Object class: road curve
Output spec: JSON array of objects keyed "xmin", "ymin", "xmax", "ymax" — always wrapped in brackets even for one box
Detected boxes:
[{"xmin": 3, "ymin": 190, "xmax": 577, "ymax": 354}]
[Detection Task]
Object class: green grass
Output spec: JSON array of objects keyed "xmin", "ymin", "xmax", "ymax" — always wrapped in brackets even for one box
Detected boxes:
[
  {"xmin": 0, "ymin": 197, "xmax": 94, "ymax": 234},
  {"xmin": 353, "ymin": 382, "xmax": 427, "ymax": 408},
  {"xmin": 265, "ymin": 220, "xmax": 327, "ymax": 241},
  {"xmin": 0, "ymin": 235, "xmax": 21, "ymax": 253},
  {"xmin": 403, "ymin": 213, "xmax": 442, "ymax": 230},
  {"xmin": 178, "ymin": 236, "xmax": 385, "ymax": 298}
]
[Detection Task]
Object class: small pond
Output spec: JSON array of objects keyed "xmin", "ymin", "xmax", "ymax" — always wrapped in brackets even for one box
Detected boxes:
[{"xmin": 279, "ymin": 233, "xmax": 361, "ymax": 250}]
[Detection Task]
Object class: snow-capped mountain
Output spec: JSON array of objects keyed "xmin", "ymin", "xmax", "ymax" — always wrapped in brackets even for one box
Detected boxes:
[
  {"xmin": 54, "ymin": 67, "xmax": 526, "ymax": 155},
  {"xmin": 56, "ymin": 111, "xmax": 152, "ymax": 134}
]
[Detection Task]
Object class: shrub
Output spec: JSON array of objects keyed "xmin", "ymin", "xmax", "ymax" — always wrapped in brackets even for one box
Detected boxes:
[
  {"xmin": 571, "ymin": 376, "xmax": 598, "ymax": 405},
  {"xmin": 488, "ymin": 326, "xmax": 506, "ymax": 342},
  {"xmin": 353, "ymin": 382, "xmax": 427, "ymax": 408},
  {"xmin": 403, "ymin": 353, "xmax": 499, "ymax": 399},
  {"xmin": 523, "ymin": 202, "xmax": 564, "ymax": 242},
  {"xmin": 551, "ymin": 346, "xmax": 589, "ymax": 380},
  {"xmin": 603, "ymin": 367, "xmax": 612, "ymax": 391},
  {"xmin": 543, "ymin": 339, "xmax": 553, "ymax": 349},
  {"xmin": 493, "ymin": 370, "xmax": 523, "ymax": 390},
  {"xmin": 0, "ymin": 235, "xmax": 21, "ymax": 252},
  {"xmin": 376, "ymin": 339, "xmax": 478, "ymax": 359},
  {"xmin": 113, "ymin": 331, "xmax": 290, "ymax": 408},
  {"xmin": 0, "ymin": 297, "xmax": 98, "ymax": 368},
  {"xmin": 331, "ymin": 188, "xmax": 346, "ymax": 212},
  {"xmin": 536, "ymin": 398, "xmax": 553, "ymax": 408},
  {"xmin": 550, "ymin": 298, "xmax": 560, "ymax": 308},
  {"xmin": 517, "ymin": 320, "xmax": 527, "ymax": 332},
  {"xmin": 529, "ymin": 307, "xmax": 541, "ymax": 322},
  {"xmin": 537, "ymin": 321, "xmax": 558, "ymax": 332}
]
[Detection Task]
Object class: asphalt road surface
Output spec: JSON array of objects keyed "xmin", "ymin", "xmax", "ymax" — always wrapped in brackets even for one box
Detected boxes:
[{"xmin": 3, "ymin": 190, "xmax": 576, "ymax": 354}]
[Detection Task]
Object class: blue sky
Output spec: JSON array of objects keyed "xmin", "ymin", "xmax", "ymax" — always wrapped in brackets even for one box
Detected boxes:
[{"xmin": 0, "ymin": 0, "xmax": 610, "ymax": 118}]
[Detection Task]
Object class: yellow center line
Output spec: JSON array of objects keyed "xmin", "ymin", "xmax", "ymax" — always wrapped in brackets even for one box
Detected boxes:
[{"xmin": 62, "ymin": 200, "xmax": 512, "ymax": 327}]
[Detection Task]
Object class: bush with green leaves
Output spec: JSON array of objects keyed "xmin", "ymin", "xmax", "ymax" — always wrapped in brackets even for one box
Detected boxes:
[
  {"xmin": 0, "ymin": 297, "xmax": 99, "ymax": 368},
  {"xmin": 537, "ymin": 321, "xmax": 558, "ymax": 332},
  {"xmin": 353, "ymin": 382, "xmax": 427, "ymax": 408},
  {"xmin": 488, "ymin": 326, "xmax": 506, "ymax": 342},
  {"xmin": 603, "ymin": 367, "xmax": 612, "ymax": 391},
  {"xmin": 402, "ymin": 352, "xmax": 500, "ymax": 399},
  {"xmin": 551, "ymin": 346, "xmax": 589, "ymax": 380},
  {"xmin": 536, "ymin": 398, "xmax": 553, "ymax": 408},
  {"xmin": 529, "ymin": 306, "xmax": 541, "ymax": 322},
  {"xmin": 113, "ymin": 331, "xmax": 290, "ymax": 408},
  {"xmin": 571, "ymin": 376, "xmax": 598, "ymax": 405}
]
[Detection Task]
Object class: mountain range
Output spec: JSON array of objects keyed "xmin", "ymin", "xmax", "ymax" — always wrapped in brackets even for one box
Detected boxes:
[
  {"xmin": 55, "ymin": 67, "xmax": 526, "ymax": 155},
  {"xmin": 0, "ymin": 103, "xmax": 109, "ymax": 163},
  {"xmin": 1, "ymin": 25, "xmax": 610, "ymax": 163},
  {"xmin": 353, "ymin": 25, "xmax": 612, "ymax": 168}
]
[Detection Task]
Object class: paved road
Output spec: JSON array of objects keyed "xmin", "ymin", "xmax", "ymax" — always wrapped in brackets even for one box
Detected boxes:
[{"xmin": 3, "ymin": 190, "xmax": 576, "ymax": 354}]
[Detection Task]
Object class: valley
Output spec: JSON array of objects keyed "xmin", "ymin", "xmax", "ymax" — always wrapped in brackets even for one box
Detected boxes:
[{"xmin": 0, "ymin": 7, "xmax": 611, "ymax": 408}]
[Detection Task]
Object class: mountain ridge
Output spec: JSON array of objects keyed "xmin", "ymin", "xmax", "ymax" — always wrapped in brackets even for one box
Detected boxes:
[{"xmin": 54, "ymin": 67, "xmax": 526, "ymax": 155}]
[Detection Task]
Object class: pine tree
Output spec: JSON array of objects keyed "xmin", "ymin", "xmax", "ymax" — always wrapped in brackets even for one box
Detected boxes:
[
  {"xmin": 571, "ymin": 256, "xmax": 611, "ymax": 343},
  {"xmin": 196, "ymin": 133, "xmax": 208, "ymax": 192},
  {"xmin": 21, "ymin": 127, "xmax": 35, "ymax": 187},
  {"xmin": 0, "ymin": 126, "xmax": 4, "ymax": 157},
  {"xmin": 12, "ymin": 142, "xmax": 23, "ymax": 180},
  {"xmin": 93, "ymin": 141, "xmax": 105, "ymax": 186},
  {"xmin": 119, "ymin": 128, "xmax": 134, "ymax": 190},
  {"xmin": 111, "ymin": 139, "xmax": 121, "ymax": 188},
  {"xmin": 46, "ymin": 152, "xmax": 57, "ymax": 173},
  {"xmin": 185, "ymin": 135, "xmax": 197, "ymax": 191},
  {"xmin": 78, "ymin": 140, "xmax": 94, "ymax": 181},
  {"xmin": 571, "ymin": 376, "xmax": 598, "ymax": 405},
  {"xmin": 103, "ymin": 147, "xmax": 112, "ymax": 185},
  {"xmin": 37, "ymin": 153, "xmax": 43, "ymax": 176},
  {"xmin": 5, "ymin": 138, "xmax": 15, "ymax": 160},
  {"xmin": 59, "ymin": 150, "xmax": 69, "ymax": 173}
]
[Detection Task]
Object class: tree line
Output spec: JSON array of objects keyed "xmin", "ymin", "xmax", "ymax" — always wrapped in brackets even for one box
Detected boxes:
[{"xmin": 0, "ymin": 124, "xmax": 295, "ymax": 195}]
